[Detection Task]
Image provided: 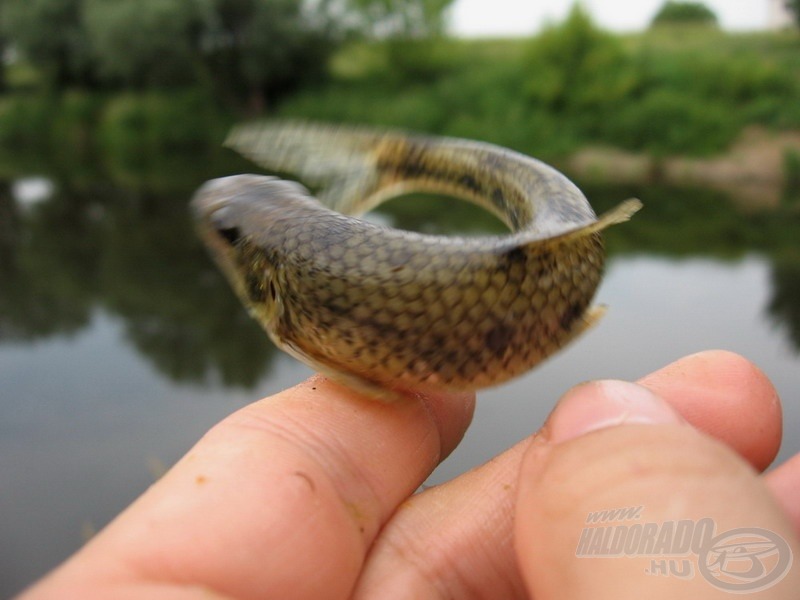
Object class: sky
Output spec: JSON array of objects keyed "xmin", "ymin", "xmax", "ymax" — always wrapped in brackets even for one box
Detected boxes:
[{"xmin": 449, "ymin": 0, "xmax": 774, "ymax": 36}]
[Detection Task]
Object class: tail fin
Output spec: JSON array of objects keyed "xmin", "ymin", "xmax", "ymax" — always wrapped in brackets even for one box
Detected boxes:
[
  {"xmin": 225, "ymin": 121, "xmax": 385, "ymax": 214},
  {"xmin": 587, "ymin": 198, "xmax": 642, "ymax": 234},
  {"xmin": 554, "ymin": 198, "xmax": 642, "ymax": 242}
]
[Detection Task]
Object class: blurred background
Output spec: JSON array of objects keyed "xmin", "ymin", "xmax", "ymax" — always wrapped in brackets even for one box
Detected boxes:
[{"xmin": 1, "ymin": 0, "xmax": 799, "ymax": 595}]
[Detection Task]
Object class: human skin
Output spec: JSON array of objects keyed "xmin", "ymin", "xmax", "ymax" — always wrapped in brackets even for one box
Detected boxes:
[{"xmin": 22, "ymin": 350, "xmax": 800, "ymax": 599}]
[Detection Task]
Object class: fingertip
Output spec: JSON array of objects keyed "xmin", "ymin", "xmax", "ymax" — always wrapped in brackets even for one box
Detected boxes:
[
  {"xmin": 281, "ymin": 375, "xmax": 476, "ymax": 462},
  {"xmin": 766, "ymin": 453, "xmax": 800, "ymax": 536},
  {"xmin": 638, "ymin": 350, "xmax": 782, "ymax": 471},
  {"xmin": 414, "ymin": 389, "xmax": 476, "ymax": 461},
  {"xmin": 87, "ymin": 375, "xmax": 476, "ymax": 598},
  {"xmin": 515, "ymin": 377, "xmax": 800, "ymax": 598},
  {"xmin": 543, "ymin": 380, "xmax": 683, "ymax": 444}
]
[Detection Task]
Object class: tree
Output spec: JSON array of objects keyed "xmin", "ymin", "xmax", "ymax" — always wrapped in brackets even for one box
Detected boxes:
[
  {"xmin": 1, "ymin": 0, "xmax": 455, "ymax": 106},
  {"xmin": 83, "ymin": 0, "xmax": 204, "ymax": 88},
  {"xmin": 0, "ymin": 0, "xmax": 6, "ymax": 92},
  {"xmin": 198, "ymin": 0, "xmax": 344, "ymax": 109},
  {"xmin": 2, "ymin": 0, "xmax": 97, "ymax": 87},
  {"xmin": 347, "ymin": 0, "xmax": 453, "ymax": 38},
  {"xmin": 650, "ymin": 1, "xmax": 718, "ymax": 27},
  {"xmin": 787, "ymin": 0, "xmax": 800, "ymax": 26},
  {"xmin": 524, "ymin": 5, "xmax": 634, "ymax": 113}
]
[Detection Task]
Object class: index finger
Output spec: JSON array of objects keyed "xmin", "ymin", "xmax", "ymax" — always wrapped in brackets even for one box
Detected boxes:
[{"xmin": 29, "ymin": 376, "xmax": 474, "ymax": 600}]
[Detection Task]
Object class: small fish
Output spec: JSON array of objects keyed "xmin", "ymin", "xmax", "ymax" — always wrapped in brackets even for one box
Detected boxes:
[{"xmin": 192, "ymin": 122, "xmax": 640, "ymax": 399}]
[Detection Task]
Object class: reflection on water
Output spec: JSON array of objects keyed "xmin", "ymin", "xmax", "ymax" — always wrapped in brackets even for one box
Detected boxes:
[
  {"xmin": 0, "ymin": 170, "xmax": 279, "ymax": 387},
  {"xmin": 768, "ymin": 258, "xmax": 800, "ymax": 352},
  {"xmin": 1, "ymin": 160, "xmax": 800, "ymax": 596},
  {"xmin": 12, "ymin": 177, "xmax": 55, "ymax": 208}
]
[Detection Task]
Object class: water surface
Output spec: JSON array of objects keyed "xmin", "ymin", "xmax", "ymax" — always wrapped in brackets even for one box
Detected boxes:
[{"xmin": 1, "ymin": 161, "xmax": 799, "ymax": 596}]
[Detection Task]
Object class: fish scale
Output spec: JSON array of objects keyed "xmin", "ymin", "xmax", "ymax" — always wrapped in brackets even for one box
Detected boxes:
[{"xmin": 192, "ymin": 122, "xmax": 641, "ymax": 399}]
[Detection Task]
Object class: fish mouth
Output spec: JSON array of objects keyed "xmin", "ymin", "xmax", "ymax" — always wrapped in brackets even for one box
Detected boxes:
[
  {"xmin": 191, "ymin": 175, "xmax": 258, "ymax": 240},
  {"xmin": 191, "ymin": 174, "xmax": 276, "ymax": 252},
  {"xmin": 191, "ymin": 176, "xmax": 240, "ymax": 219},
  {"xmin": 191, "ymin": 176, "xmax": 257, "ymax": 295}
]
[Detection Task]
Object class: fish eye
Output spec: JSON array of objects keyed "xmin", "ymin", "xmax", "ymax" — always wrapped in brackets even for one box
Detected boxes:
[
  {"xmin": 216, "ymin": 225, "xmax": 242, "ymax": 245},
  {"xmin": 208, "ymin": 207, "xmax": 243, "ymax": 245}
]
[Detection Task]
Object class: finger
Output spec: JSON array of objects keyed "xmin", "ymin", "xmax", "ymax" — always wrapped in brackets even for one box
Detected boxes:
[
  {"xmin": 353, "ymin": 351, "xmax": 783, "ymax": 598},
  {"xmin": 516, "ymin": 381, "xmax": 800, "ymax": 599},
  {"xmin": 638, "ymin": 350, "xmax": 781, "ymax": 471},
  {"xmin": 353, "ymin": 439, "xmax": 530, "ymax": 599},
  {"xmin": 766, "ymin": 453, "xmax": 800, "ymax": 535},
  {"xmin": 29, "ymin": 376, "xmax": 475, "ymax": 600}
]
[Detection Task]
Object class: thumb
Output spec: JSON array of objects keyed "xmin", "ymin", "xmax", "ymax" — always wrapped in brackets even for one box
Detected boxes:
[{"xmin": 515, "ymin": 380, "xmax": 800, "ymax": 599}]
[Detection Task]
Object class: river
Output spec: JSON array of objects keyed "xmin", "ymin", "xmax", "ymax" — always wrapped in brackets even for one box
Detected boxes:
[{"xmin": 1, "ymin": 154, "xmax": 799, "ymax": 596}]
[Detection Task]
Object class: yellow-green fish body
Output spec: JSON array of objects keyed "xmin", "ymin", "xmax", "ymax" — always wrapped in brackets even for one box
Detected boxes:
[{"xmin": 192, "ymin": 123, "xmax": 640, "ymax": 398}]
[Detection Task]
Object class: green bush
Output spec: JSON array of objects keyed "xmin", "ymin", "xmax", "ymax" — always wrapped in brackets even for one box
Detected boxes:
[
  {"xmin": 0, "ymin": 95, "xmax": 56, "ymax": 147},
  {"xmin": 608, "ymin": 89, "xmax": 734, "ymax": 155},
  {"xmin": 98, "ymin": 94, "xmax": 150, "ymax": 164},
  {"xmin": 785, "ymin": 150, "xmax": 800, "ymax": 193},
  {"xmin": 2, "ymin": 13, "xmax": 798, "ymax": 168},
  {"xmin": 523, "ymin": 6, "xmax": 637, "ymax": 113},
  {"xmin": 380, "ymin": 38, "xmax": 460, "ymax": 86},
  {"xmin": 98, "ymin": 91, "xmax": 229, "ymax": 161},
  {"xmin": 637, "ymin": 52, "xmax": 796, "ymax": 104},
  {"xmin": 788, "ymin": 0, "xmax": 800, "ymax": 26},
  {"xmin": 50, "ymin": 91, "xmax": 103, "ymax": 153},
  {"xmin": 651, "ymin": 1, "xmax": 718, "ymax": 27},
  {"xmin": 746, "ymin": 97, "xmax": 800, "ymax": 129}
]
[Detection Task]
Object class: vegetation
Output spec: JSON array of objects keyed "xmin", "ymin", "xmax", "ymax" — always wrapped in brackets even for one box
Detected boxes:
[
  {"xmin": 0, "ymin": 3, "xmax": 797, "ymax": 165},
  {"xmin": 788, "ymin": 0, "xmax": 800, "ymax": 26},
  {"xmin": 278, "ymin": 7, "xmax": 800, "ymax": 159},
  {"xmin": 0, "ymin": 0, "xmax": 455, "ymax": 107},
  {"xmin": 650, "ymin": 1, "xmax": 718, "ymax": 28}
]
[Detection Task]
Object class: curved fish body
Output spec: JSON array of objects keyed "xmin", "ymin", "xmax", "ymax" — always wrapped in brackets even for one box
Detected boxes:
[{"xmin": 192, "ymin": 122, "xmax": 640, "ymax": 398}]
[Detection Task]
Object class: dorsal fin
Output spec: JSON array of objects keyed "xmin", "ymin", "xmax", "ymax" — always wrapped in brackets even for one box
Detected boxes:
[{"xmin": 225, "ymin": 121, "xmax": 385, "ymax": 214}]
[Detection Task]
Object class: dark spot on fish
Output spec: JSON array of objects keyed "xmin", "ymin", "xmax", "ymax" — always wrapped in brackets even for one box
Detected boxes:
[
  {"xmin": 537, "ymin": 248, "xmax": 554, "ymax": 267},
  {"xmin": 420, "ymin": 347, "xmax": 439, "ymax": 363},
  {"xmin": 321, "ymin": 299, "xmax": 349, "ymax": 317},
  {"xmin": 459, "ymin": 174, "xmax": 481, "ymax": 194},
  {"xmin": 400, "ymin": 162, "xmax": 427, "ymax": 178},
  {"xmin": 435, "ymin": 350, "xmax": 464, "ymax": 373},
  {"xmin": 431, "ymin": 335, "xmax": 446, "ymax": 349},
  {"xmin": 505, "ymin": 246, "xmax": 527, "ymax": 265},
  {"xmin": 246, "ymin": 273, "xmax": 267, "ymax": 303},
  {"xmin": 560, "ymin": 301, "xmax": 586, "ymax": 331},
  {"xmin": 364, "ymin": 320, "xmax": 397, "ymax": 339},
  {"xmin": 491, "ymin": 187, "xmax": 505, "ymax": 209},
  {"xmin": 486, "ymin": 324, "xmax": 514, "ymax": 356},
  {"xmin": 275, "ymin": 307, "xmax": 294, "ymax": 337}
]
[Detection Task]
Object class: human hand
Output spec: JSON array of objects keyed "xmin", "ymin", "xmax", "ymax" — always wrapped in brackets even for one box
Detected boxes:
[{"xmin": 23, "ymin": 351, "xmax": 800, "ymax": 598}]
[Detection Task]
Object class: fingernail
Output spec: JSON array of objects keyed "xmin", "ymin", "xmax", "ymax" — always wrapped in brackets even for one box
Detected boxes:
[{"xmin": 547, "ymin": 380, "xmax": 683, "ymax": 444}]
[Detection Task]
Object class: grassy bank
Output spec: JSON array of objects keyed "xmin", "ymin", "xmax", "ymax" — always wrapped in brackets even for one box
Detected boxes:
[
  {"xmin": 1, "ymin": 15, "xmax": 798, "ymax": 173},
  {"xmin": 278, "ymin": 22, "xmax": 800, "ymax": 160},
  {"xmin": 0, "ymin": 90, "xmax": 232, "ymax": 156}
]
